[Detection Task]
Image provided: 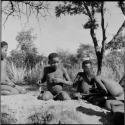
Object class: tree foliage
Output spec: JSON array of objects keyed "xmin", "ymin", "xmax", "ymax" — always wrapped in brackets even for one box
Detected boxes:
[
  {"xmin": 104, "ymin": 50, "xmax": 124, "ymax": 81},
  {"xmin": 10, "ymin": 29, "xmax": 44, "ymax": 69},
  {"xmin": 56, "ymin": 49, "xmax": 78, "ymax": 68},
  {"xmin": 55, "ymin": 1, "xmax": 107, "ymax": 75},
  {"xmin": 118, "ymin": 1, "xmax": 125, "ymax": 15},
  {"xmin": 8, "ymin": 50, "xmax": 26, "ymax": 68},
  {"xmin": 2, "ymin": 1, "xmax": 50, "ymax": 24},
  {"xmin": 105, "ymin": 21, "xmax": 125, "ymax": 50},
  {"xmin": 105, "ymin": 1, "xmax": 125, "ymax": 50},
  {"xmin": 16, "ymin": 28, "xmax": 37, "ymax": 54},
  {"xmin": 77, "ymin": 43, "xmax": 96, "ymax": 60}
]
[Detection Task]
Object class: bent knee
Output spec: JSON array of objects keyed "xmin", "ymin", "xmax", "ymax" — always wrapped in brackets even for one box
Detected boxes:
[
  {"xmin": 60, "ymin": 91, "xmax": 71, "ymax": 100},
  {"xmin": 41, "ymin": 91, "xmax": 54, "ymax": 101},
  {"xmin": 52, "ymin": 85, "xmax": 63, "ymax": 94},
  {"xmin": 1, "ymin": 89, "xmax": 19, "ymax": 95}
]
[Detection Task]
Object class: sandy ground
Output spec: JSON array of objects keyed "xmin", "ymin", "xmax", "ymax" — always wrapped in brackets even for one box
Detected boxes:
[{"xmin": 1, "ymin": 85, "xmax": 111, "ymax": 124}]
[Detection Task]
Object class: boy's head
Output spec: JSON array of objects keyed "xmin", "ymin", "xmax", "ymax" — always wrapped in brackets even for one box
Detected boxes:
[
  {"xmin": 82, "ymin": 60, "xmax": 93, "ymax": 75},
  {"xmin": 1, "ymin": 41, "xmax": 8, "ymax": 60},
  {"xmin": 48, "ymin": 53, "xmax": 60, "ymax": 70}
]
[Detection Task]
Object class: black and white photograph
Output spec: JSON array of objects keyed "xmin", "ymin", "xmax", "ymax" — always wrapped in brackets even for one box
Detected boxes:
[{"xmin": 1, "ymin": 1, "xmax": 125, "ymax": 124}]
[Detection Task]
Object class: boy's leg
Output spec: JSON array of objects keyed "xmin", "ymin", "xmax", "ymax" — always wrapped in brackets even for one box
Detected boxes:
[
  {"xmin": 55, "ymin": 91, "xmax": 71, "ymax": 100},
  {"xmin": 14, "ymin": 85, "xmax": 26, "ymax": 94},
  {"xmin": 72, "ymin": 92, "xmax": 82, "ymax": 100},
  {"xmin": 38, "ymin": 91, "xmax": 54, "ymax": 101},
  {"xmin": 1, "ymin": 85, "xmax": 19, "ymax": 95},
  {"xmin": 87, "ymin": 96, "xmax": 106, "ymax": 107},
  {"xmin": 101, "ymin": 77, "xmax": 124, "ymax": 99},
  {"xmin": 51, "ymin": 85, "xmax": 63, "ymax": 95}
]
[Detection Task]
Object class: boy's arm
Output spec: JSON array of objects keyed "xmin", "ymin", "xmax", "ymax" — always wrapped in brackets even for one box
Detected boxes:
[
  {"xmin": 73, "ymin": 73, "xmax": 81, "ymax": 88},
  {"xmin": 5, "ymin": 60, "xmax": 16, "ymax": 87},
  {"xmin": 38, "ymin": 67, "xmax": 47, "ymax": 85},
  {"xmin": 62, "ymin": 68, "xmax": 73, "ymax": 85},
  {"xmin": 93, "ymin": 75, "xmax": 108, "ymax": 94}
]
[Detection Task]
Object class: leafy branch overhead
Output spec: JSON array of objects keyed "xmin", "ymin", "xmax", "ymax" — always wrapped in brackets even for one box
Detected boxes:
[
  {"xmin": 55, "ymin": 1, "xmax": 107, "ymax": 75},
  {"xmin": 2, "ymin": 1, "xmax": 50, "ymax": 24},
  {"xmin": 118, "ymin": 1, "xmax": 125, "ymax": 15},
  {"xmin": 106, "ymin": 1, "xmax": 125, "ymax": 50},
  {"xmin": 55, "ymin": 1, "xmax": 103, "ymax": 29},
  {"xmin": 55, "ymin": 1, "xmax": 125, "ymax": 75}
]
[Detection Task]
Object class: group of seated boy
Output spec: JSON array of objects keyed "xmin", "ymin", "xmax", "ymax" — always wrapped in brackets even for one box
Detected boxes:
[
  {"xmin": 1, "ymin": 41, "xmax": 124, "ymax": 115},
  {"xmin": 37, "ymin": 53, "xmax": 124, "ymax": 111}
]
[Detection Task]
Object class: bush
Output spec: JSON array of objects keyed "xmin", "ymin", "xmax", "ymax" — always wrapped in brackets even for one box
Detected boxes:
[
  {"xmin": 9, "ymin": 50, "xmax": 26, "ymax": 68},
  {"xmin": 7, "ymin": 62, "xmax": 26, "ymax": 85},
  {"xmin": 25, "ymin": 63, "xmax": 43, "ymax": 85},
  {"xmin": 103, "ymin": 50, "xmax": 124, "ymax": 81}
]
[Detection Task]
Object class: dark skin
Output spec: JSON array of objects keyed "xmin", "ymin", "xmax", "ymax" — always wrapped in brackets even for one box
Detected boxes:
[
  {"xmin": 73, "ymin": 62, "xmax": 97, "ymax": 94},
  {"xmin": 73, "ymin": 62, "xmax": 108, "ymax": 102},
  {"xmin": 37, "ymin": 56, "xmax": 73, "ymax": 100},
  {"xmin": 39, "ymin": 56, "xmax": 72, "ymax": 93}
]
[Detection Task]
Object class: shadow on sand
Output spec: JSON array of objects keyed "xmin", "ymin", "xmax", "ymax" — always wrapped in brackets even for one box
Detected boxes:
[{"xmin": 76, "ymin": 106, "xmax": 111, "ymax": 124}]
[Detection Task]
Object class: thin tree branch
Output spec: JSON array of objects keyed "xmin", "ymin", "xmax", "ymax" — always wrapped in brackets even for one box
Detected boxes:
[
  {"xmin": 83, "ymin": 1, "xmax": 93, "ymax": 21},
  {"xmin": 101, "ymin": 2, "xmax": 106, "ymax": 56},
  {"xmin": 118, "ymin": 1, "xmax": 125, "ymax": 15},
  {"xmin": 3, "ymin": 1, "xmax": 15, "ymax": 25},
  {"xmin": 83, "ymin": 1, "xmax": 99, "ymax": 48},
  {"xmin": 2, "ymin": 1, "xmax": 49, "ymax": 25}
]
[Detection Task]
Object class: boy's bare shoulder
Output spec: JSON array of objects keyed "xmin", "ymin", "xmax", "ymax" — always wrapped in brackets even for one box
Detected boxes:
[
  {"xmin": 43, "ymin": 65, "xmax": 50, "ymax": 69},
  {"xmin": 60, "ymin": 65, "xmax": 68, "ymax": 73},
  {"xmin": 77, "ymin": 72, "xmax": 84, "ymax": 76},
  {"xmin": 43, "ymin": 65, "xmax": 52, "ymax": 73}
]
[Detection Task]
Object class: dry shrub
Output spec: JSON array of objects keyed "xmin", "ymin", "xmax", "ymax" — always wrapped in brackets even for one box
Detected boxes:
[
  {"xmin": 25, "ymin": 63, "xmax": 43, "ymax": 84},
  {"xmin": 7, "ymin": 62, "xmax": 26, "ymax": 85},
  {"xmin": 1, "ymin": 113, "xmax": 17, "ymax": 124}
]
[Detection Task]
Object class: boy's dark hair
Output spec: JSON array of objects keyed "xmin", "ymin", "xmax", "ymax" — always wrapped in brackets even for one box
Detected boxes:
[
  {"xmin": 82, "ymin": 60, "xmax": 92, "ymax": 66},
  {"xmin": 48, "ymin": 53, "xmax": 59, "ymax": 60},
  {"xmin": 1, "ymin": 41, "xmax": 8, "ymax": 48}
]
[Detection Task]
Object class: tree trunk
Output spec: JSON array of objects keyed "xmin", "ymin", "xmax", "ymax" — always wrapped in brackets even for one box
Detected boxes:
[
  {"xmin": 84, "ymin": 1, "xmax": 105, "ymax": 75},
  {"xmin": 90, "ymin": 28, "xmax": 103, "ymax": 75},
  {"xmin": 96, "ymin": 52, "xmax": 103, "ymax": 75}
]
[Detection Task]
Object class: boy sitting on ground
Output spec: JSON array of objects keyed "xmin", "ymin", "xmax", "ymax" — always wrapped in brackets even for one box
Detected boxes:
[
  {"xmin": 73, "ymin": 60, "xmax": 107, "ymax": 106},
  {"xmin": 73, "ymin": 60, "xmax": 96, "ymax": 94},
  {"xmin": 1, "ymin": 41, "xmax": 26, "ymax": 95},
  {"xmin": 37, "ymin": 53, "xmax": 72, "ymax": 101}
]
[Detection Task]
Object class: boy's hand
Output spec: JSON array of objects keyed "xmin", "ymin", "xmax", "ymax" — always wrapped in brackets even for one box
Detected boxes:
[
  {"xmin": 52, "ymin": 78, "xmax": 64, "ymax": 84},
  {"xmin": 51, "ymin": 78, "xmax": 72, "ymax": 86},
  {"xmin": 37, "ymin": 80, "xmax": 41, "ymax": 86}
]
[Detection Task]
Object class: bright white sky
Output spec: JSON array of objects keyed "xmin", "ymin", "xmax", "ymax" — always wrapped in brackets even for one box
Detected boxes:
[{"xmin": 2, "ymin": 1, "xmax": 124, "ymax": 56}]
